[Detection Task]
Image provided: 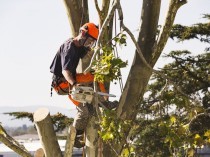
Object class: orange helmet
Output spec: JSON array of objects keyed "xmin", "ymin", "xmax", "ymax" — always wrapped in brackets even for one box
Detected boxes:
[{"xmin": 80, "ymin": 23, "xmax": 99, "ymax": 40}]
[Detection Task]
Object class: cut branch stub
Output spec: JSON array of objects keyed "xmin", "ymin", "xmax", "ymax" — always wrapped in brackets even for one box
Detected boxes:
[
  {"xmin": 34, "ymin": 107, "xmax": 62, "ymax": 157},
  {"xmin": 34, "ymin": 148, "xmax": 45, "ymax": 157}
]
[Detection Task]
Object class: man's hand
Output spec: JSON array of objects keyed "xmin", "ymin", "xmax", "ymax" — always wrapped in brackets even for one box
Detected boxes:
[
  {"xmin": 62, "ymin": 69, "xmax": 76, "ymax": 86},
  {"xmin": 69, "ymin": 82, "xmax": 77, "ymax": 91}
]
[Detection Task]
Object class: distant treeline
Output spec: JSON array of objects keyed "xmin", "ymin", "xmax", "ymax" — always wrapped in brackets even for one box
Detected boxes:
[{"xmin": 4, "ymin": 125, "xmax": 37, "ymax": 136}]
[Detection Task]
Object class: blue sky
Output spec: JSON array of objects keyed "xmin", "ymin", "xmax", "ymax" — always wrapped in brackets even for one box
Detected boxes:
[{"xmin": 0, "ymin": 0, "xmax": 209, "ymax": 110}]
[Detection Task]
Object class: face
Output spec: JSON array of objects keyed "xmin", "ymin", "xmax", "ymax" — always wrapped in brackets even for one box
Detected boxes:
[
  {"xmin": 83, "ymin": 36, "xmax": 96, "ymax": 48},
  {"xmin": 78, "ymin": 30, "xmax": 96, "ymax": 48}
]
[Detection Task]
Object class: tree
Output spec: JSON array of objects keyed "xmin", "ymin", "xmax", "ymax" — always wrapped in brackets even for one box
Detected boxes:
[
  {"xmin": 133, "ymin": 51, "xmax": 209, "ymax": 156},
  {"xmin": 132, "ymin": 16, "xmax": 210, "ymax": 156},
  {"xmin": 0, "ymin": 0, "xmax": 190, "ymax": 156}
]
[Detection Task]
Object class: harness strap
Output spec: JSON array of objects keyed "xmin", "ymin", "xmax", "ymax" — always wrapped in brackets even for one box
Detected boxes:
[
  {"xmin": 50, "ymin": 81, "xmax": 54, "ymax": 97},
  {"xmin": 51, "ymin": 75, "xmax": 69, "ymax": 96}
]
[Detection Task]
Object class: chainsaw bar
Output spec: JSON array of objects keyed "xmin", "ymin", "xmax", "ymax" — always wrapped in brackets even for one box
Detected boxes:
[{"xmin": 96, "ymin": 92, "xmax": 116, "ymax": 97}]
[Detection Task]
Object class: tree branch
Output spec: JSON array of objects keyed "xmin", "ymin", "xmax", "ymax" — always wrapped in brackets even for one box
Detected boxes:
[
  {"xmin": 84, "ymin": 0, "xmax": 119, "ymax": 73},
  {"xmin": 154, "ymin": 70, "xmax": 203, "ymax": 106},
  {"xmin": 101, "ymin": 0, "xmax": 111, "ymax": 18},
  {"xmin": 116, "ymin": 2, "xmax": 153, "ymax": 72},
  {"xmin": 94, "ymin": 0, "xmax": 101, "ymax": 16},
  {"xmin": 0, "ymin": 124, "xmax": 32, "ymax": 157},
  {"xmin": 152, "ymin": 0, "xmax": 187, "ymax": 66}
]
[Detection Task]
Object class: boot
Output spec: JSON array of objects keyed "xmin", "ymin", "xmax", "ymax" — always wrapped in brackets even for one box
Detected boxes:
[
  {"xmin": 74, "ymin": 129, "xmax": 85, "ymax": 148},
  {"xmin": 74, "ymin": 135, "xmax": 85, "ymax": 148},
  {"xmin": 86, "ymin": 103, "xmax": 97, "ymax": 116}
]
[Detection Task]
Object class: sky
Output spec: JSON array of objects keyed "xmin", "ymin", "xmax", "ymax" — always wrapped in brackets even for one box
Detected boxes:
[{"xmin": 0, "ymin": 0, "xmax": 209, "ymax": 111}]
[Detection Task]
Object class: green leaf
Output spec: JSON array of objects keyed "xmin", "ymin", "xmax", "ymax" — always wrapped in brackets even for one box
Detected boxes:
[
  {"xmin": 204, "ymin": 130, "xmax": 210, "ymax": 137},
  {"xmin": 102, "ymin": 132, "xmax": 114, "ymax": 141},
  {"xmin": 170, "ymin": 115, "xmax": 176, "ymax": 124}
]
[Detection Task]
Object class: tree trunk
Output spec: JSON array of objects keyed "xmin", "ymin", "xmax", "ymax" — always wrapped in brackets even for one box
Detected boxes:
[
  {"xmin": 109, "ymin": 0, "xmax": 161, "ymax": 156},
  {"xmin": 34, "ymin": 108, "xmax": 62, "ymax": 157},
  {"xmin": 62, "ymin": 0, "xmax": 89, "ymax": 37},
  {"xmin": 117, "ymin": 0, "xmax": 161, "ymax": 119},
  {"xmin": 63, "ymin": 0, "xmax": 90, "ymax": 74}
]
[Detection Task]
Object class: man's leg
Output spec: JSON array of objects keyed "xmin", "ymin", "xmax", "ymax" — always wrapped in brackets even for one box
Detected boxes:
[{"xmin": 73, "ymin": 103, "xmax": 89, "ymax": 148}]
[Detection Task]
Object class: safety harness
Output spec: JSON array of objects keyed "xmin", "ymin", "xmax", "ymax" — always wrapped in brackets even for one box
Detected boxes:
[{"xmin": 51, "ymin": 75, "xmax": 70, "ymax": 97}]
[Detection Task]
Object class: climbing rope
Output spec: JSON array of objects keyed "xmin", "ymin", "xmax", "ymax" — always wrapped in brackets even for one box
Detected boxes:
[{"xmin": 113, "ymin": 10, "xmax": 124, "ymax": 93}]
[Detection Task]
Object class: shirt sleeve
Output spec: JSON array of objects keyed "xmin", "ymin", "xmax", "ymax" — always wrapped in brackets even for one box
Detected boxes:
[{"xmin": 60, "ymin": 43, "xmax": 75, "ymax": 73}]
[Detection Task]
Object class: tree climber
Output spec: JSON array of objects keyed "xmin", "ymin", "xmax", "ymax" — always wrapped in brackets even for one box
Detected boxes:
[{"xmin": 50, "ymin": 22, "xmax": 118, "ymax": 148}]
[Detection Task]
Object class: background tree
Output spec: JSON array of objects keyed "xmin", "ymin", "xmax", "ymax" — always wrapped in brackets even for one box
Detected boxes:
[
  {"xmin": 4, "ymin": 112, "xmax": 73, "ymax": 132},
  {"xmin": 132, "ymin": 15, "xmax": 210, "ymax": 156}
]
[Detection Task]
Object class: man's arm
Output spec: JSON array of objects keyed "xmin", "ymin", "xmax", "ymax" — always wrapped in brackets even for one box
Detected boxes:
[{"xmin": 62, "ymin": 69, "xmax": 76, "ymax": 86}]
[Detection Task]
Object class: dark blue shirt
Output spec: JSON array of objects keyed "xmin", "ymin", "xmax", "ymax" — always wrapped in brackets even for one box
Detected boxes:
[{"xmin": 50, "ymin": 38, "xmax": 88, "ymax": 78}]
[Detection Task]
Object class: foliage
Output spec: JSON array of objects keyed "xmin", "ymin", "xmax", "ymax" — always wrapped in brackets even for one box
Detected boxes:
[
  {"xmin": 4, "ymin": 112, "xmax": 34, "ymax": 122},
  {"xmin": 91, "ymin": 33, "xmax": 128, "ymax": 83},
  {"xmin": 99, "ymin": 110, "xmax": 131, "ymax": 142},
  {"xmin": 129, "ymin": 15, "xmax": 210, "ymax": 156},
  {"xmin": 170, "ymin": 14, "xmax": 210, "ymax": 43},
  {"xmin": 134, "ymin": 50, "xmax": 210, "ymax": 156},
  {"xmin": 131, "ymin": 117, "xmax": 173, "ymax": 156},
  {"xmin": 51, "ymin": 112, "xmax": 73, "ymax": 132},
  {"xmin": 98, "ymin": 109, "xmax": 135, "ymax": 156}
]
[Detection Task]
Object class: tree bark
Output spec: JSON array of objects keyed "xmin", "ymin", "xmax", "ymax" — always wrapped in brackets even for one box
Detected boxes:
[
  {"xmin": 64, "ymin": 125, "xmax": 76, "ymax": 157},
  {"xmin": 85, "ymin": 116, "xmax": 99, "ymax": 157},
  {"xmin": 34, "ymin": 108, "xmax": 62, "ymax": 157},
  {"xmin": 62, "ymin": 0, "xmax": 89, "ymax": 37}
]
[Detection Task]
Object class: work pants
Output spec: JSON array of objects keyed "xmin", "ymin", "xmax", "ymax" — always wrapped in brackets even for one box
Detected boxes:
[{"xmin": 73, "ymin": 103, "xmax": 90, "ymax": 131}]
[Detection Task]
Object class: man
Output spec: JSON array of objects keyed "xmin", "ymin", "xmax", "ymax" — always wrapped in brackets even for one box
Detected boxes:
[{"xmin": 50, "ymin": 22, "xmax": 118, "ymax": 148}]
